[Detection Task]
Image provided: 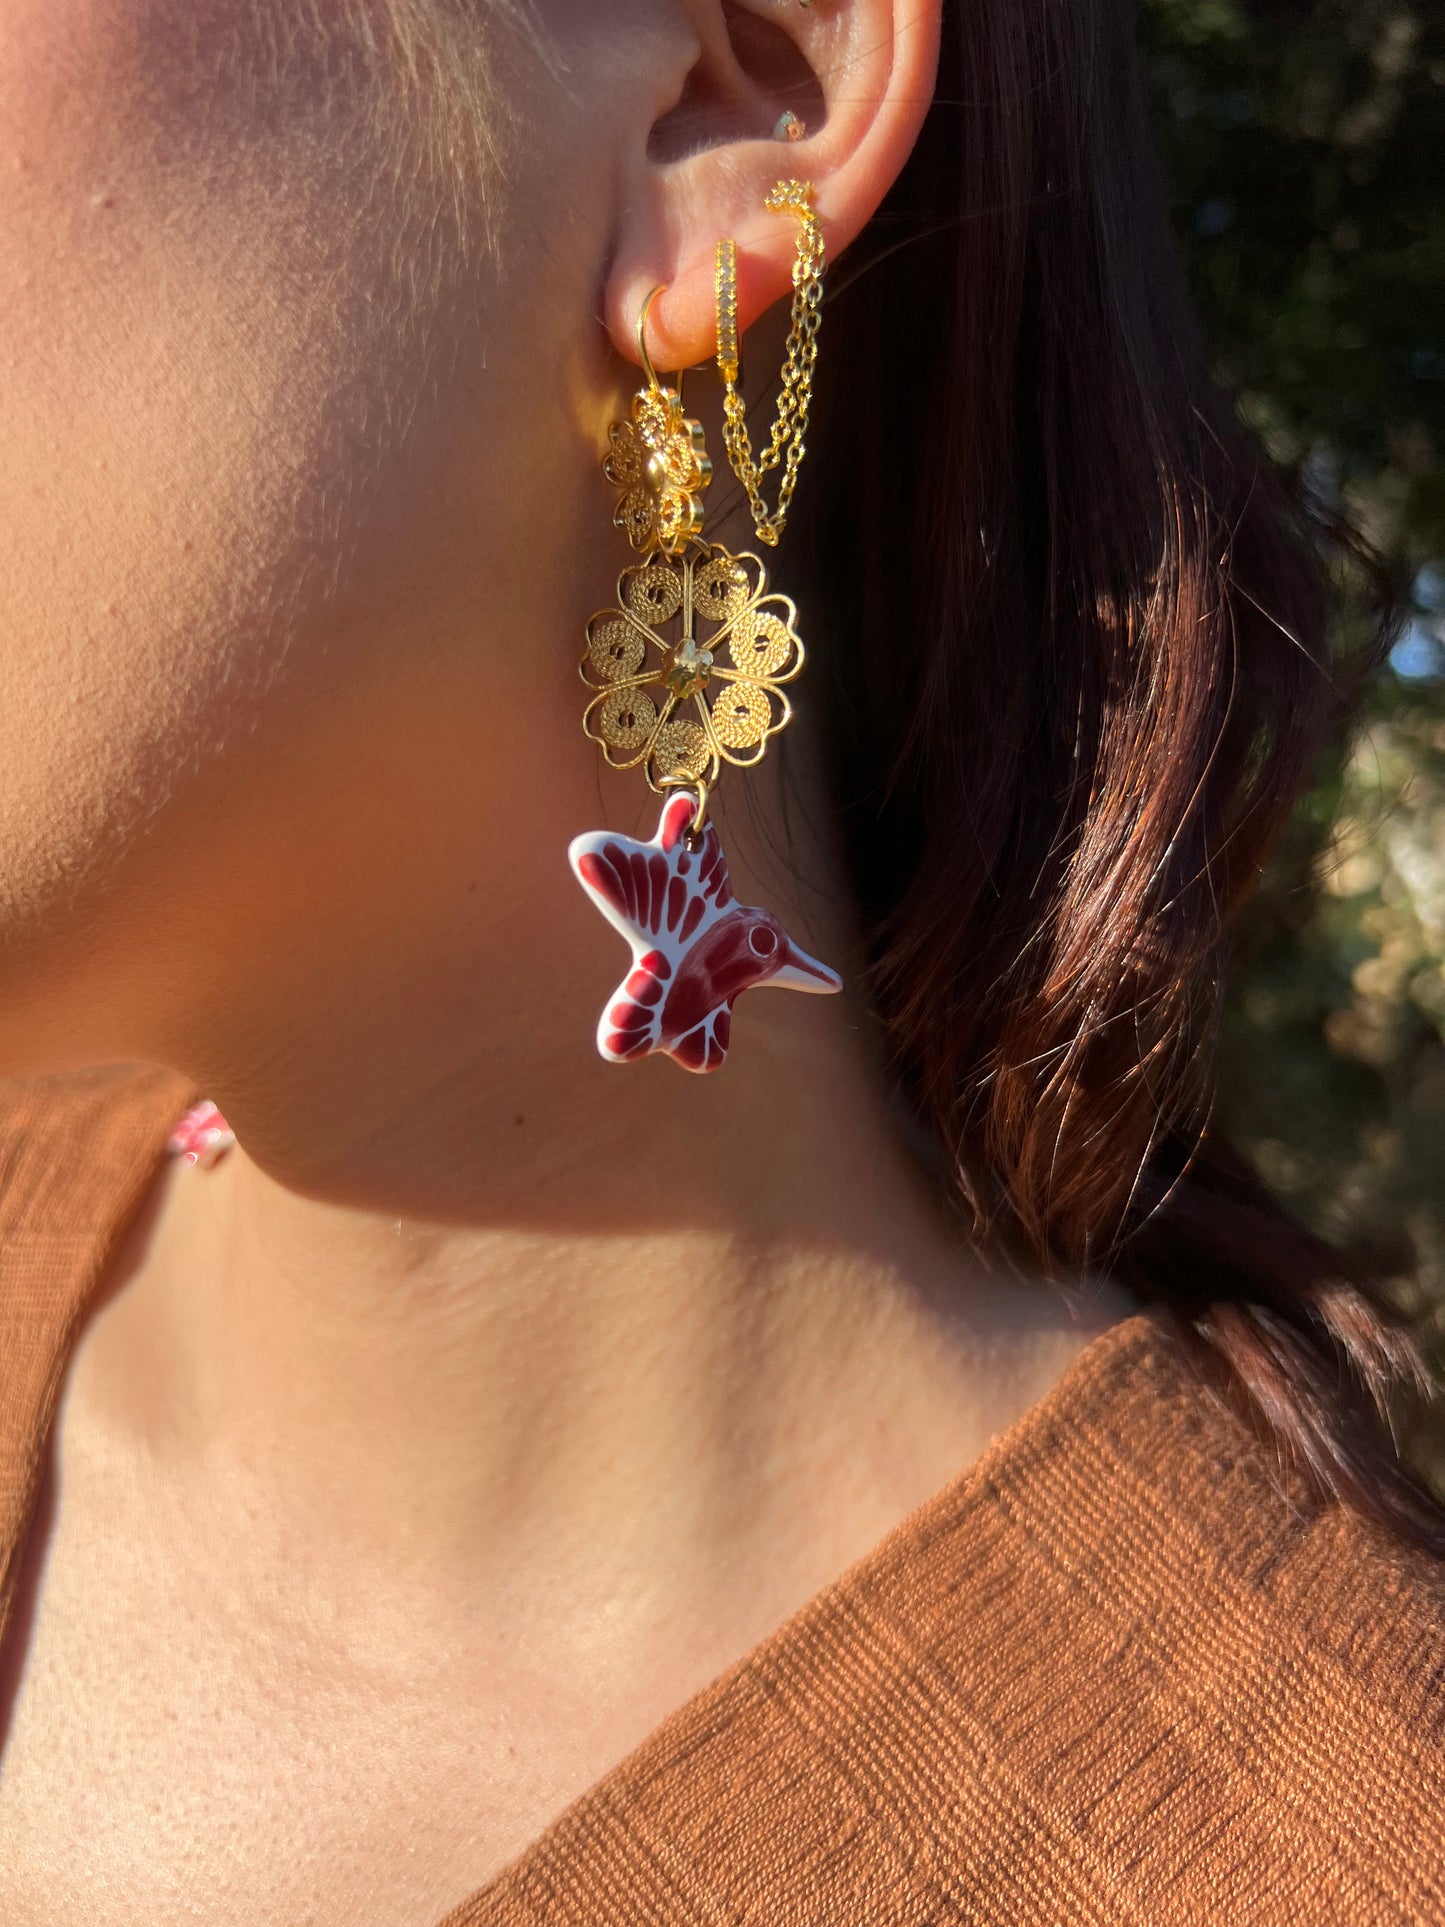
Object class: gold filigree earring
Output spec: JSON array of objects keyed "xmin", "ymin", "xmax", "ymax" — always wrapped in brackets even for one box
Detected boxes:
[
  {"xmin": 601, "ymin": 288, "xmax": 712, "ymax": 557},
  {"xmin": 567, "ymin": 181, "xmax": 840, "ymax": 1075}
]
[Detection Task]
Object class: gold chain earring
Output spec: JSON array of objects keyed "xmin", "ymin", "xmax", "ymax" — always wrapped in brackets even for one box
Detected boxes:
[
  {"xmin": 715, "ymin": 179, "xmax": 825, "ymax": 547},
  {"xmin": 567, "ymin": 181, "xmax": 840, "ymax": 1076}
]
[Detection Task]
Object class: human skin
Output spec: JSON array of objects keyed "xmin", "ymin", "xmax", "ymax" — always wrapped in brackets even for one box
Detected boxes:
[{"xmin": 0, "ymin": 3, "xmax": 1131, "ymax": 1921}]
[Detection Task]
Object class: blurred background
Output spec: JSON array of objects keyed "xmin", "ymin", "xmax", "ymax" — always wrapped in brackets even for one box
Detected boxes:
[{"xmin": 1139, "ymin": 0, "xmax": 1444, "ymax": 1487}]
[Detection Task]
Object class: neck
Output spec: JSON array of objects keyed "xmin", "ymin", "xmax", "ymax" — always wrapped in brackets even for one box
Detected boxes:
[
  {"xmin": 92, "ymin": 929, "xmax": 1127, "ymax": 1609},
  {"xmin": 69, "ymin": 492, "xmax": 1129, "ymax": 1606}
]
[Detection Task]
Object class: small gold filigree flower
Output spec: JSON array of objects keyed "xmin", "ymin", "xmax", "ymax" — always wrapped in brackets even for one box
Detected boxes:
[
  {"xmin": 603, "ymin": 386, "xmax": 713, "ymax": 556},
  {"xmin": 581, "ymin": 544, "xmax": 803, "ymax": 791}
]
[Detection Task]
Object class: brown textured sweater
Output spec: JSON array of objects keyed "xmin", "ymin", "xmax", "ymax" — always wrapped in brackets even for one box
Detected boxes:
[{"xmin": 1, "ymin": 1062, "xmax": 1443, "ymax": 1925}]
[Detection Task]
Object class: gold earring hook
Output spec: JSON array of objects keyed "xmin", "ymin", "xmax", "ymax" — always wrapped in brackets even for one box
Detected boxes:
[{"xmin": 636, "ymin": 285, "xmax": 666, "ymax": 394}]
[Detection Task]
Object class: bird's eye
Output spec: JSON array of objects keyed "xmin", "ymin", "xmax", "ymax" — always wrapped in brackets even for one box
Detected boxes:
[{"xmin": 749, "ymin": 925, "xmax": 778, "ymax": 958}]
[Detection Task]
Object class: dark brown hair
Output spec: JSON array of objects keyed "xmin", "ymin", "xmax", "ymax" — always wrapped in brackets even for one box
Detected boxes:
[{"xmin": 802, "ymin": 0, "xmax": 1443, "ymax": 1548}]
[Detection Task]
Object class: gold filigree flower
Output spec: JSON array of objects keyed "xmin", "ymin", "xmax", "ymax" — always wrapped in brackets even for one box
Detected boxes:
[
  {"xmin": 581, "ymin": 544, "xmax": 804, "ymax": 790},
  {"xmin": 603, "ymin": 385, "xmax": 713, "ymax": 556}
]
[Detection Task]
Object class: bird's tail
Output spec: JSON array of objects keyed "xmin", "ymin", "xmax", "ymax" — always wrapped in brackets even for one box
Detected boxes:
[{"xmin": 595, "ymin": 947, "xmax": 672, "ymax": 1064}]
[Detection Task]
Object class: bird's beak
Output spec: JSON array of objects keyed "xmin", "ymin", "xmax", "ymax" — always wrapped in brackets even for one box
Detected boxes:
[{"xmin": 768, "ymin": 938, "xmax": 843, "ymax": 995}]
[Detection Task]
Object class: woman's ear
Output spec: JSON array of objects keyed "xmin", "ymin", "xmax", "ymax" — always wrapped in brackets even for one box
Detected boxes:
[{"xmin": 604, "ymin": 0, "xmax": 942, "ymax": 375}]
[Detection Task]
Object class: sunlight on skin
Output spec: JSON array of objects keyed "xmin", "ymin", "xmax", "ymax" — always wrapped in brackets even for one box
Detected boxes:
[{"xmin": 0, "ymin": 4, "xmax": 1129, "ymax": 1921}]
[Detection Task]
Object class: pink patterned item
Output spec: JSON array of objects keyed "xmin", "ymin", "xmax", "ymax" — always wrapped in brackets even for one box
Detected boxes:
[
  {"xmin": 166, "ymin": 1099, "xmax": 236, "ymax": 1168},
  {"xmin": 568, "ymin": 790, "xmax": 841, "ymax": 1073}
]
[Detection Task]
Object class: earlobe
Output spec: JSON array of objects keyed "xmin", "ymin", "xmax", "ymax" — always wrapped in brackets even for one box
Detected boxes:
[{"xmin": 604, "ymin": 0, "xmax": 942, "ymax": 376}]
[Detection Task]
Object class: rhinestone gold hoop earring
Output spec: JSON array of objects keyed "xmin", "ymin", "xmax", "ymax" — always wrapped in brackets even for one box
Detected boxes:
[{"xmin": 565, "ymin": 183, "xmax": 840, "ymax": 1074}]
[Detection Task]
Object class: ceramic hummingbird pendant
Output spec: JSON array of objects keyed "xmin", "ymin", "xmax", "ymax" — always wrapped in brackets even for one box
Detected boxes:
[{"xmin": 569, "ymin": 790, "xmax": 841, "ymax": 1072}]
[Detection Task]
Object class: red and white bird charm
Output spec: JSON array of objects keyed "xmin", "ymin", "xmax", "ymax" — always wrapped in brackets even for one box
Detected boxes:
[{"xmin": 568, "ymin": 790, "xmax": 841, "ymax": 1072}]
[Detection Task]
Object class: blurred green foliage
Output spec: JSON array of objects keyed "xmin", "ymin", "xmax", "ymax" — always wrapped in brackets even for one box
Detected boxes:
[{"xmin": 1139, "ymin": 0, "xmax": 1445, "ymax": 1480}]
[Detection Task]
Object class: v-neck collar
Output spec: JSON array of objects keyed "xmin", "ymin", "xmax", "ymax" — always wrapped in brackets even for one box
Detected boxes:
[
  {"xmin": 0, "ymin": 1063, "xmax": 1210, "ymax": 1927},
  {"xmin": 432, "ymin": 1310, "xmax": 1177, "ymax": 1925}
]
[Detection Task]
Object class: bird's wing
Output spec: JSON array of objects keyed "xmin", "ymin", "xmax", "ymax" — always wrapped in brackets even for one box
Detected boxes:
[
  {"xmin": 570, "ymin": 826, "xmax": 661, "ymax": 952},
  {"xmin": 568, "ymin": 794, "xmax": 734, "ymax": 965},
  {"xmin": 594, "ymin": 948, "xmax": 674, "ymax": 1062}
]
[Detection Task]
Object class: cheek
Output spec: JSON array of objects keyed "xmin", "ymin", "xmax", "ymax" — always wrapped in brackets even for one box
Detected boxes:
[
  {"xmin": 0, "ymin": 1, "xmax": 477, "ymax": 935},
  {"xmin": 0, "ymin": 0, "xmax": 603, "ymax": 1078}
]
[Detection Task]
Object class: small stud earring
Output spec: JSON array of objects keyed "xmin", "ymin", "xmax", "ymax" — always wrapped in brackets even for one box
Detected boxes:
[{"xmin": 773, "ymin": 111, "xmax": 805, "ymax": 143}]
